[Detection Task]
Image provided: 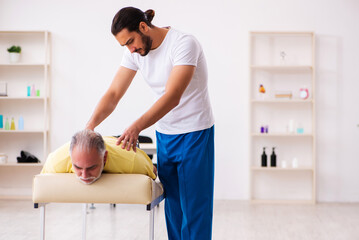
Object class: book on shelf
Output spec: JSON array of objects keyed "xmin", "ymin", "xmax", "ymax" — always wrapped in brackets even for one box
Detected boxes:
[{"xmin": 274, "ymin": 91, "xmax": 292, "ymax": 99}]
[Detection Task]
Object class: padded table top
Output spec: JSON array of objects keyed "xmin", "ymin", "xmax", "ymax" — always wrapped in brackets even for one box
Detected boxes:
[{"xmin": 32, "ymin": 173, "xmax": 163, "ymax": 205}]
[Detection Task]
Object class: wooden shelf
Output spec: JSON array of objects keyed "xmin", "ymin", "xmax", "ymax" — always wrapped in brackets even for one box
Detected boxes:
[
  {"xmin": 251, "ymin": 99, "xmax": 313, "ymax": 103},
  {"xmin": 0, "ymin": 130, "xmax": 47, "ymax": 133},
  {"xmin": 250, "ymin": 199, "xmax": 315, "ymax": 204},
  {"xmin": 249, "ymin": 31, "xmax": 316, "ymax": 203},
  {"xmin": 0, "ymin": 97, "xmax": 46, "ymax": 100},
  {"xmin": 250, "ymin": 65, "xmax": 312, "ymax": 71},
  {"xmin": 251, "ymin": 133, "xmax": 313, "ymax": 137},
  {"xmin": 0, "ymin": 30, "xmax": 49, "ymax": 34},
  {"xmin": 0, "ymin": 163, "xmax": 43, "ymax": 167},
  {"xmin": 0, "ymin": 30, "xmax": 50, "ymax": 199},
  {"xmin": 251, "ymin": 166, "xmax": 313, "ymax": 171},
  {"xmin": 250, "ymin": 31, "xmax": 314, "ymax": 37},
  {"xmin": 0, "ymin": 63, "xmax": 49, "ymax": 67}
]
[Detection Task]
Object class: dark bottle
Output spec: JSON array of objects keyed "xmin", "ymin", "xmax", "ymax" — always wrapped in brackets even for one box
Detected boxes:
[
  {"xmin": 261, "ymin": 147, "xmax": 267, "ymax": 167},
  {"xmin": 270, "ymin": 147, "xmax": 277, "ymax": 167}
]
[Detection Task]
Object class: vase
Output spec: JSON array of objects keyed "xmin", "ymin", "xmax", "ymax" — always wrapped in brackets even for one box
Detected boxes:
[{"xmin": 9, "ymin": 52, "xmax": 21, "ymax": 63}]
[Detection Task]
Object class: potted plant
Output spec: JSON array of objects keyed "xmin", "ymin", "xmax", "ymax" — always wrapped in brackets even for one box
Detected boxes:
[{"xmin": 7, "ymin": 45, "xmax": 21, "ymax": 63}]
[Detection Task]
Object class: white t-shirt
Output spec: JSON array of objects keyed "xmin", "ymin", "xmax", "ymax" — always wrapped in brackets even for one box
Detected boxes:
[{"xmin": 121, "ymin": 28, "xmax": 214, "ymax": 135}]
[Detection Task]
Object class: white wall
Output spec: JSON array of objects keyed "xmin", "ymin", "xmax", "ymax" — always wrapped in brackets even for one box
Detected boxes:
[{"xmin": 1, "ymin": 0, "xmax": 358, "ymax": 202}]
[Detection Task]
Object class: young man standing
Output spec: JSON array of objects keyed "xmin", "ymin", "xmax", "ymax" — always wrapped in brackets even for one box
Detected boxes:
[{"xmin": 86, "ymin": 7, "xmax": 214, "ymax": 240}]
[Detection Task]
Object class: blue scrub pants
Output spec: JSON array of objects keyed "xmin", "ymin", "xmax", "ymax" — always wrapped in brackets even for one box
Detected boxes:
[{"xmin": 156, "ymin": 125, "xmax": 215, "ymax": 240}]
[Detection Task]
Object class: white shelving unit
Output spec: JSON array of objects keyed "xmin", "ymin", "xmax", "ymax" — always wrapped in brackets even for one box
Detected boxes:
[
  {"xmin": 0, "ymin": 30, "xmax": 50, "ymax": 199},
  {"xmin": 249, "ymin": 31, "xmax": 316, "ymax": 204}
]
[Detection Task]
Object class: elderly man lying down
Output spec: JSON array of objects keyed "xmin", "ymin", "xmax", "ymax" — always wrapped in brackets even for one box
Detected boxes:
[{"xmin": 41, "ymin": 129, "xmax": 157, "ymax": 184}]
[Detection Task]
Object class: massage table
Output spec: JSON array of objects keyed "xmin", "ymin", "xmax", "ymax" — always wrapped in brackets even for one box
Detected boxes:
[{"xmin": 32, "ymin": 173, "xmax": 164, "ymax": 240}]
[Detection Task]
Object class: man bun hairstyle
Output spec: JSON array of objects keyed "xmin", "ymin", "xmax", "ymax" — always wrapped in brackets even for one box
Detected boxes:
[
  {"xmin": 111, "ymin": 7, "xmax": 155, "ymax": 36},
  {"xmin": 144, "ymin": 9, "xmax": 155, "ymax": 23}
]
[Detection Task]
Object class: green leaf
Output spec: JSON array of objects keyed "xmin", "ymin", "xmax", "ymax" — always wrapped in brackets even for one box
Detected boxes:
[{"xmin": 7, "ymin": 45, "xmax": 21, "ymax": 53}]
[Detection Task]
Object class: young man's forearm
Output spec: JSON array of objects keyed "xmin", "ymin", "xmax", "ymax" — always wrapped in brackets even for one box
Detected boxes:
[
  {"xmin": 86, "ymin": 92, "xmax": 119, "ymax": 130},
  {"xmin": 86, "ymin": 67, "xmax": 136, "ymax": 130},
  {"xmin": 117, "ymin": 65, "xmax": 195, "ymax": 151},
  {"xmin": 135, "ymin": 65, "xmax": 195, "ymax": 130},
  {"xmin": 135, "ymin": 91, "xmax": 180, "ymax": 131}
]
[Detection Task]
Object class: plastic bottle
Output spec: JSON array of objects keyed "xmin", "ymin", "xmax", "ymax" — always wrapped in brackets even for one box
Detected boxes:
[
  {"xmin": 18, "ymin": 116, "xmax": 24, "ymax": 130},
  {"xmin": 0, "ymin": 114, "xmax": 3, "ymax": 129},
  {"xmin": 31, "ymin": 84, "xmax": 36, "ymax": 97},
  {"xmin": 270, "ymin": 147, "xmax": 277, "ymax": 167},
  {"xmin": 292, "ymin": 158, "xmax": 298, "ymax": 168},
  {"xmin": 261, "ymin": 147, "xmax": 267, "ymax": 167},
  {"xmin": 5, "ymin": 117, "xmax": 10, "ymax": 130},
  {"xmin": 261, "ymin": 125, "xmax": 265, "ymax": 133},
  {"xmin": 296, "ymin": 122, "xmax": 304, "ymax": 134},
  {"xmin": 27, "ymin": 86, "xmax": 31, "ymax": 97},
  {"xmin": 10, "ymin": 117, "xmax": 15, "ymax": 130},
  {"xmin": 288, "ymin": 119, "xmax": 295, "ymax": 133},
  {"xmin": 281, "ymin": 160, "xmax": 287, "ymax": 168}
]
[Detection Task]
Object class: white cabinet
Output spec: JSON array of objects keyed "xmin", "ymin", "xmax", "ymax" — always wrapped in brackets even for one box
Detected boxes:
[
  {"xmin": 249, "ymin": 32, "xmax": 316, "ymax": 203},
  {"xmin": 0, "ymin": 31, "xmax": 50, "ymax": 199}
]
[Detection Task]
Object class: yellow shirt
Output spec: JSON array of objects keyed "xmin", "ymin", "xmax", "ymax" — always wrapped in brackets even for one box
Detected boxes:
[{"xmin": 41, "ymin": 136, "xmax": 156, "ymax": 179}]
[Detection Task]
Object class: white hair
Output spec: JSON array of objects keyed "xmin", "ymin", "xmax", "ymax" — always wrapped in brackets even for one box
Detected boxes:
[{"xmin": 69, "ymin": 129, "xmax": 106, "ymax": 158}]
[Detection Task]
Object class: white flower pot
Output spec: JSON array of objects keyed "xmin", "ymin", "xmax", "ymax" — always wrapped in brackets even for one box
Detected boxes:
[
  {"xmin": 9, "ymin": 52, "xmax": 21, "ymax": 63},
  {"xmin": 0, "ymin": 153, "xmax": 8, "ymax": 164}
]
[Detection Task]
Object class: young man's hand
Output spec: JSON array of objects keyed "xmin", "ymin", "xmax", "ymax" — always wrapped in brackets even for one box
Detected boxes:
[{"xmin": 116, "ymin": 122, "xmax": 140, "ymax": 152}]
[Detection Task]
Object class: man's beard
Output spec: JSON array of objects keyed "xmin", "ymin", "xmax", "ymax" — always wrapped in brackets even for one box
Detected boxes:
[
  {"xmin": 77, "ymin": 163, "xmax": 104, "ymax": 185},
  {"xmin": 138, "ymin": 32, "xmax": 152, "ymax": 56}
]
